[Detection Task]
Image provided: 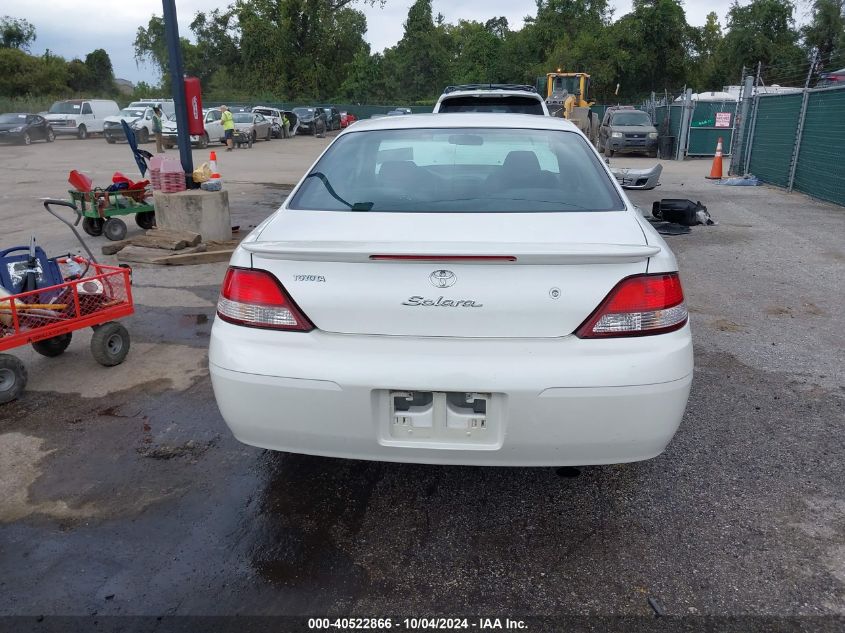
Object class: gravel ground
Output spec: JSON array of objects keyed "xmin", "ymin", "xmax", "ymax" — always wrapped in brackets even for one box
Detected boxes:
[{"xmin": 0, "ymin": 137, "xmax": 842, "ymax": 629}]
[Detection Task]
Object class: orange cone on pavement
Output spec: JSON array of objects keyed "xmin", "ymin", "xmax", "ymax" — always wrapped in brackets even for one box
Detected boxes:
[
  {"xmin": 705, "ymin": 137, "xmax": 724, "ymax": 180},
  {"xmin": 209, "ymin": 150, "xmax": 218, "ymax": 174}
]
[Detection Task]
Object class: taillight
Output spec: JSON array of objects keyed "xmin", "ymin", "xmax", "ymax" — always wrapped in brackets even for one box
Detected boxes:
[
  {"xmin": 576, "ymin": 273, "xmax": 687, "ymax": 338},
  {"xmin": 216, "ymin": 267, "xmax": 314, "ymax": 331}
]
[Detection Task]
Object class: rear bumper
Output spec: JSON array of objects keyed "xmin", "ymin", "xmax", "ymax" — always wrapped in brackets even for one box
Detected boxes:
[{"xmin": 209, "ymin": 320, "xmax": 694, "ymax": 466}]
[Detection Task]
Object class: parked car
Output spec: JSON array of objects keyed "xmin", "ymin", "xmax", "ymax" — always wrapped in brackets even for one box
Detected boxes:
[
  {"xmin": 597, "ymin": 106, "xmax": 658, "ymax": 157},
  {"xmin": 293, "ymin": 107, "xmax": 326, "ymax": 135},
  {"xmin": 340, "ymin": 111, "xmax": 357, "ymax": 128},
  {"xmin": 252, "ymin": 106, "xmax": 285, "ymax": 138},
  {"xmin": 433, "ymin": 85, "xmax": 549, "ymax": 115},
  {"xmin": 233, "ymin": 112, "xmax": 272, "ymax": 142},
  {"xmin": 42, "ymin": 99, "xmax": 120, "ymax": 139},
  {"xmin": 0, "ymin": 113, "xmax": 55, "ymax": 144},
  {"xmin": 317, "ymin": 106, "xmax": 342, "ymax": 130},
  {"xmin": 817, "ymin": 67, "xmax": 845, "ymax": 87},
  {"xmin": 103, "ymin": 106, "xmax": 156, "ymax": 144},
  {"xmin": 162, "ymin": 108, "xmax": 228, "ymax": 148},
  {"xmin": 209, "ymin": 113, "xmax": 693, "ymax": 467}
]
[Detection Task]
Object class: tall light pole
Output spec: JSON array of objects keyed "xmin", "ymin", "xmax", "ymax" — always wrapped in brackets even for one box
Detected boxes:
[{"xmin": 161, "ymin": 0, "xmax": 194, "ymax": 182}]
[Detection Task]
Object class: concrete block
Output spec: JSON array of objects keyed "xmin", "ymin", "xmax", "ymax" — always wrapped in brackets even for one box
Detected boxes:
[{"xmin": 153, "ymin": 189, "xmax": 231, "ymax": 242}]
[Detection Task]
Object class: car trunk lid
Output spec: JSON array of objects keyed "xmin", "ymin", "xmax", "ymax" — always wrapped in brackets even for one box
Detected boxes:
[{"xmin": 246, "ymin": 210, "xmax": 654, "ymax": 338}]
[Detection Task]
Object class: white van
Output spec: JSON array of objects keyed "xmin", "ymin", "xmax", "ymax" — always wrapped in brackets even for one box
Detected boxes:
[
  {"xmin": 44, "ymin": 99, "xmax": 121, "ymax": 139},
  {"xmin": 102, "ymin": 100, "xmax": 177, "ymax": 144}
]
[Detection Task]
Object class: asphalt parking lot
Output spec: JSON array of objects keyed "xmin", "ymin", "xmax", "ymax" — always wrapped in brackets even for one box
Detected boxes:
[{"xmin": 0, "ymin": 132, "xmax": 843, "ymax": 626}]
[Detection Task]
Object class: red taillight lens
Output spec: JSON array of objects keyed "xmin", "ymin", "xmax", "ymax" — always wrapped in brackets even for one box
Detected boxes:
[
  {"xmin": 217, "ymin": 267, "xmax": 314, "ymax": 331},
  {"xmin": 576, "ymin": 273, "xmax": 688, "ymax": 338}
]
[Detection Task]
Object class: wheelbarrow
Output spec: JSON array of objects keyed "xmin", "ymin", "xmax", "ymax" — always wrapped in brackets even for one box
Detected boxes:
[{"xmin": 0, "ymin": 200, "xmax": 134, "ymax": 404}]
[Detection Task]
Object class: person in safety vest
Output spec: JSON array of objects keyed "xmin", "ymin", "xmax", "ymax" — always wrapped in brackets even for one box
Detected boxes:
[{"xmin": 220, "ymin": 105, "xmax": 234, "ymax": 151}]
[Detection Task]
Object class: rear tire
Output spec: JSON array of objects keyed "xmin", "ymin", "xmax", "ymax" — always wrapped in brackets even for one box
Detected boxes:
[
  {"xmin": 198, "ymin": 132, "xmax": 209, "ymax": 149},
  {"xmin": 21, "ymin": 132, "xmax": 31, "ymax": 145},
  {"xmin": 135, "ymin": 211, "xmax": 155, "ymax": 230},
  {"xmin": 605, "ymin": 146, "xmax": 615, "ymax": 158},
  {"xmin": 266, "ymin": 126, "xmax": 272, "ymax": 141},
  {"xmin": 46, "ymin": 128, "xmax": 55, "ymax": 142},
  {"xmin": 137, "ymin": 128, "xmax": 149, "ymax": 144},
  {"xmin": 82, "ymin": 217, "xmax": 104, "ymax": 236},
  {"xmin": 103, "ymin": 217, "xmax": 127, "ymax": 241},
  {"xmin": 32, "ymin": 333, "xmax": 72, "ymax": 358},
  {"xmin": 78, "ymin": 125, "xmax": 88, "ymax": 140},
  {"xmin": 0, "ymin": 354, "xmax": 27, "ymax": 404},
  {"xmin": 90, "ymin": 322, "xmax": 130, "ymax": 367},
  {"xmin": 106, "ymin": 136, "xmax": 116, "ymax": 144}
]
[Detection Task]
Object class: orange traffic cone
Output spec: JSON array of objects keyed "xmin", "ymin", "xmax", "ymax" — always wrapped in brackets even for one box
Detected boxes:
[
  {"xmin": 209, "ymin": 150, "xmax": 218, "ymax": 174},
  {"xmin": 706, "ymin": 137, "xmax": 724, "ymax": 180}
]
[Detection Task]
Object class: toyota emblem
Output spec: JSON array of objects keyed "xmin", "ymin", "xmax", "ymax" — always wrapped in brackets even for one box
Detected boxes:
[{"xmin": 429, "ymin": 270, "xmax": 456, "ymax": 288}]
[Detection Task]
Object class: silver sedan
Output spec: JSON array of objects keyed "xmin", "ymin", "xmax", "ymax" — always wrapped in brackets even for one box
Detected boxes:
[{"xmin": 233, "ymin": 112, "xmax": 272, "ymax": 142}]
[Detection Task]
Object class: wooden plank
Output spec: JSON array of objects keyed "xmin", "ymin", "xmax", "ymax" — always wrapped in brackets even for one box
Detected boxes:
[
  {"xmin": 101, "ymin": 240, "xmax": 131, "ymax": 255},
  {"xmin": 117, "ymin": 244, "xmax": 206, "ymax": 264},
  {"xmin": 145, "ymin": 228, "xmax": 202, "ymax": 246},
  {"xmin": 128, "ymin": 235, "xmax": 188, "ymax": 251},
  {"xmin": 156, "ymin": 248, "xmax": 235, "ymax": 266},
  {"xmin": 204, "ymin": 238, "xmax": 243, "ymax": 251}
]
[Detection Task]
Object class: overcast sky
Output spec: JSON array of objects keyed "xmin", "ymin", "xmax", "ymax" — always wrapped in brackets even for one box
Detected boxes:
[{"xmin": 7, "ymin": 0, "xmax": 813, "ymax": 84}]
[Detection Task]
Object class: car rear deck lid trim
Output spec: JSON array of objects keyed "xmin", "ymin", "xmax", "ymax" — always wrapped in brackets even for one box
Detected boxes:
[{"xmin": 243, "ymin": 241, "xmax": 660, "ymax": 264}]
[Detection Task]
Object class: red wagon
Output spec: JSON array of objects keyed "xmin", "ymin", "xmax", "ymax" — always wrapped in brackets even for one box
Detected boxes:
[{"xmin": 0, "ymin": 200, "xmax": 134, "ymax": 403}]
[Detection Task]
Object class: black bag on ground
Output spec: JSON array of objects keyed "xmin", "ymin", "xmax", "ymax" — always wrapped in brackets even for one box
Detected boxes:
[{"xmin": 652, "ymin": 199, "xmax": 708, "ymax": 226}]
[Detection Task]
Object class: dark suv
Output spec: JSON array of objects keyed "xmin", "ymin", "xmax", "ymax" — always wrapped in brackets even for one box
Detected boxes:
[{"xmin": 597, "ymin": 107, "xmax": 658, "ymax": 157}]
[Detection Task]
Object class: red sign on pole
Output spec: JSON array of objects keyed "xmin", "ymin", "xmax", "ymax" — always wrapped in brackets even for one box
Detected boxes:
[{"xmin": 184, "ymin": 77, "xmax": 204, "ymax": 136}]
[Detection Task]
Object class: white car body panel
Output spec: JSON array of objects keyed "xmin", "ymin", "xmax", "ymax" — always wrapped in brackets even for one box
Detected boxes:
[{"xmin": 209, "ymin": 113, "xmax": 693, "ymax": 466}]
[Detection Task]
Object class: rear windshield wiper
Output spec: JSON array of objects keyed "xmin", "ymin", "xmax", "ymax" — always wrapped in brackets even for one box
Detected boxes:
[{"xmin": 303, "ymin": 172, "xmax": 373, "ymax": 211}]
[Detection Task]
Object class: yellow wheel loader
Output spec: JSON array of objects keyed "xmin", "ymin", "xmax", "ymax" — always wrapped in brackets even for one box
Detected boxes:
[{"xmin": 539, "ymin": 71, "xmax": 597, "ymax": 143}]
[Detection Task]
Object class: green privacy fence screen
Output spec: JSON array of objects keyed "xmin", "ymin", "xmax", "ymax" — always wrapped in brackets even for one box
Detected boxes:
[
  {"xmin": 747, "ymin": 93, "xmax": 803, "ymax": 188},
  {"xmin": 740, "ymin": 85, "xmax": 845, "ymax": 206},
  {"xmin": 791, "ymin": 88, "xmax": 845, "ymax": 206}
]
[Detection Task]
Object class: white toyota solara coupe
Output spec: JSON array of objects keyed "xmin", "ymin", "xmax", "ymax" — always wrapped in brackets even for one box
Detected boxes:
[{"xmin": 209, "ymin": 113, "xmax": 693, "ymax": 466}]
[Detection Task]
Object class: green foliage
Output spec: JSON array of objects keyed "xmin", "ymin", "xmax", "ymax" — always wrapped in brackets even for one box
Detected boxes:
[
  {"xmin": 802, "ymin": 0, "xmax": 845, "ymax": 69},
  {"xmin": 720, "ymin": 0, "xmax": 805, "ymax": 79},
  {"xmin": 123, "ymin": 0, "xmax": 834, "ymax": 106},
  {"xmin": 0, "ymin": 16, "xmax": 35, "ymax": 51},
  {"xmin": 84, "ymin": 49, "xmax": 117, "ymax": 94}
]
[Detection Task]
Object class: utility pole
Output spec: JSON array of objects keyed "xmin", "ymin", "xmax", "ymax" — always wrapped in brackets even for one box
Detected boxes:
[{"xmin": 162, "ymin": 0, "xmax": 194, "ymax": 183}]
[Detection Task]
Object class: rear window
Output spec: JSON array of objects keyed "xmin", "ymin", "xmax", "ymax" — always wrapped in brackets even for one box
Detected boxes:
[
  {"xmin": 288, "ymin": 127, "xmax": 623, "ymax": 213},
  {"xmin": 438, "ymin": 96, "xmax": 544, "ymax": 115}
]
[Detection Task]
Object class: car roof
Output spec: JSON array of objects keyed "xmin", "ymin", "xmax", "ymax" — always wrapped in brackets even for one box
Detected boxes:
[
  {"xmin": 440, "ymin": 89, "xmax": 543, "ymax": 99},
  {"xmin": 342, "ymin": 112, "xmax": 579, "ymax": 132}
]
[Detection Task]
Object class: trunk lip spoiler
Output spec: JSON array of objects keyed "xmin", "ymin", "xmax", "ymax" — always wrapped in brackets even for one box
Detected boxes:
[{"xmin": 242, "ymin": 241, "xmax": 661, "ymax": 263}]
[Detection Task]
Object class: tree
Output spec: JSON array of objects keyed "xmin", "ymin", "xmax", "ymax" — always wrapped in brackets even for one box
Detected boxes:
[
  {"xmin": 392, "ymin": 0, "xmax": 450, "ymax": 101},
  {"xmin": 445, "ymin": 20, "xmax": 503, "ymax": 84},
  {"xmin": 689, "ymin": 11, "xmax": 727, "ymax": 89},
  {"xmin": 66, "ymin": 59, "xmax": 93, "ymax": 93},
  {"xmin": 802, "ymin": 0, "xmax": 845, "ymax": 70},
  {"xmin": 84, "ymin": 49, "xmax": 116, "ymax": 94},
  {"xmin": 720, "ymin": 0, "xmax": 805, "ymax": 81},
  {"xmin": 0, "ymin": 16, "xmax": 35, "ymax": 51}
]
